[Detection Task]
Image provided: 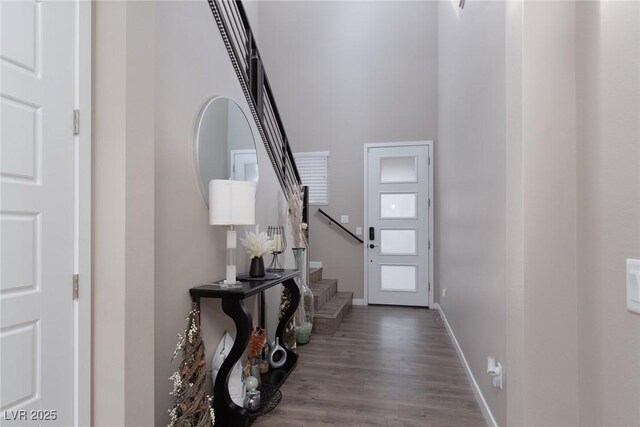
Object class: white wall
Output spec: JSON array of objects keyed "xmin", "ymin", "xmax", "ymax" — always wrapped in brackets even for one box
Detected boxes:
[
  {"xmin": 576, "ymin": 2, "xmax": 640, "ymax": 425},
  {"xmin": 257, "ymin": 1, "xmax": 438, "ymax": 298},
  {"xmin": 437, "ymin": 2, "xmax": 507, "ymax": 425}
]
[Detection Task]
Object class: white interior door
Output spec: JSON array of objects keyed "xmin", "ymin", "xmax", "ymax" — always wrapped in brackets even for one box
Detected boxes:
[
  {"xmin": 1, "ymin": 1, "xmax": 79, "ymax": 424},
  {"xmin": 230, "ymin": 149, "xmax": 258, "ymax": 182},
  {"xmin": 365, "ymin": 143, "xmax": 432, "ymax": 307}
]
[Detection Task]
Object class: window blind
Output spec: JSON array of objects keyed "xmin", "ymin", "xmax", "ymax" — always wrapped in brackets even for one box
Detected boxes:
[{"xmin": 293, "ymin": 151, "xmax": 329, "ymax": 205}]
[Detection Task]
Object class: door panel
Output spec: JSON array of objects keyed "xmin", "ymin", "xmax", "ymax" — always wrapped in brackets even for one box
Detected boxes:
[
  {"xmin": 1, "ymin": 1, "xmax": 76, "ymax": 424},
  {"xmin": 366, "ymin": 145, "xmax": 430, "ymax": 306},
  {"xmin": 230, "ymin": 149, "xmax": 258, "ymax": 182}
]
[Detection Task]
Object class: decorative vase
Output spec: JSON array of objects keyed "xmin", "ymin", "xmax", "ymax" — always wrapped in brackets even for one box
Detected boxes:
[
  {"xmin": 268, "ymin": 337, "xmax": 287, "ymax": 369},
  {"xmin": 250, "ymin": 358, "xmax": 261, "ymax": 384},
  {"xmin": 292, "ymin": 247, "xmax": 314, "ymax": 345},
  {"xmin": 249, "ymin": 257, "xmax": 265, "ymax": 277}
]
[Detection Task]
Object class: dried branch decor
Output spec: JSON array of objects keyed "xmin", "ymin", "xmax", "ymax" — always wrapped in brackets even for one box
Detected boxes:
[
  {"xmin": 167, "ymin": 303, "xmax": 214, "ymax": 427},
  {"xmin": 285, "ymin": 186, "xmax": 307, "ymax": 248}
]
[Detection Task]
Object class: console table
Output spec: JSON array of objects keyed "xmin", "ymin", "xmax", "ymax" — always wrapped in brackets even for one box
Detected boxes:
[{"xmin": 189, "ymin": 269, "xmax": 300, "ymax": 426}]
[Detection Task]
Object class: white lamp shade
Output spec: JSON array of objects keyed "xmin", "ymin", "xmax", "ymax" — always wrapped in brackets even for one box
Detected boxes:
[{"xmin": 209, "ymin": 180, "xmax": 256, "ymax": 225}]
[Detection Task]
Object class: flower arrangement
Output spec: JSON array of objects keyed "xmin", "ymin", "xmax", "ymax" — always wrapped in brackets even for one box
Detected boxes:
[{"xmin": 240, "ymin": 225, "xmax": 275, "ymax": 259}]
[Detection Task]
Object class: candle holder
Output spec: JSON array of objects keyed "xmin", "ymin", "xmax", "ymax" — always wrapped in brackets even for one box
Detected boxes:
[{"xmin": 266, "ymin": 226, "xmax": 286, "ymax": 272}]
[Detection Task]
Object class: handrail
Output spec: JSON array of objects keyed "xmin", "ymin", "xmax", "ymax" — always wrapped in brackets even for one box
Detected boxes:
[
  {"xmin": 317, "ymin": 209, "xmax": 364, "ymax": 244},
  {"xmin": 207, "ymin": 0, "xmax": 301, "ymax": 199}
]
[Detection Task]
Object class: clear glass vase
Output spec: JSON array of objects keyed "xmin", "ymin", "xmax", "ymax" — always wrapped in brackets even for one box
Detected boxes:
[{"xmin": 292, "ymin": 247, "xmax": 314, "ymax": 344}]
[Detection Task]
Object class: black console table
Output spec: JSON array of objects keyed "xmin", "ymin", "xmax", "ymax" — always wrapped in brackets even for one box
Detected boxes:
[{"xmin": 189, "ymin": 269, "xmax": 300, "ymax": 427}]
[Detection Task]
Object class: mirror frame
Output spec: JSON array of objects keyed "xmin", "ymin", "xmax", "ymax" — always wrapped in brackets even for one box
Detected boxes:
[{"xmin": 193, "ymin": 96, "xmax": 258, "ymax": 206}]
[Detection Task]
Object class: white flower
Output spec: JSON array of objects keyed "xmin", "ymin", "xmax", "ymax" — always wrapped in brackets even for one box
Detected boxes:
[
  {"xmin": 188, "ymin": 321, "xmax": 198, "ymax": 344},
  {"xmin": 167, "ymin": 407, "xmax": 178, "ymax": 427},
  {"xmin": 169, "ymin": 371, "xmax": 182, "ymax": 396},
  {"xmin": 207, "ymin": 395, "xmax": 215, "ymax": 425},
  {"xmin": 172, "ymin": 333, "xmax": 184, "ymax": 361},
  {"xmin": 240, "ymin": 225, "xmax": 275, "ymax": 258}
]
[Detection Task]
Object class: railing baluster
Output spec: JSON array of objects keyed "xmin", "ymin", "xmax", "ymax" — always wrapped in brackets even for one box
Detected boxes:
[
  {"xmin": 219, "ymin": 2, "xmax": 248, "ymax": 71},
  {"xmin": 207, "ymin": 0, "xmax": 302, "ymax": 204}
]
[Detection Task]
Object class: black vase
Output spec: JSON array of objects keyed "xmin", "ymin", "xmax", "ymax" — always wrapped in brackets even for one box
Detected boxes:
[{"xmin": 249, "ymin": 257, "xmax": 265, "ymax": 278}]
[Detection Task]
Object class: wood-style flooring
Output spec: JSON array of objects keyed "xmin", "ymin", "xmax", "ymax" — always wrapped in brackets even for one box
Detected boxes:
[{"xmin": 254, "ymin": 306, "xmax": 486, "ymax": 427}]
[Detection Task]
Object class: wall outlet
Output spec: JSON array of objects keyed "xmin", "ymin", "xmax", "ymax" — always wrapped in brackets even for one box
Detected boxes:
[
  {"xmin": 627, "ymin": 259, "xmax": 640, "ymax": 314},
  {"xmin": 340, "ymin": 215, "xmax": 349, "ymax": 224},
  {"xmin": 355, "ymin": 227, "xmax": 362, "ymax": 236},
  {"xmin": 442, "ymin": 288, "xmax": 447, "ymax": 298}
]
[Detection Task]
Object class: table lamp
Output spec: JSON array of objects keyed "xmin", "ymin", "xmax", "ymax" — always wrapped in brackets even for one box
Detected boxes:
[{"xmin": 209, "ymin": 179, "xmax": 256, "ymax": 285}]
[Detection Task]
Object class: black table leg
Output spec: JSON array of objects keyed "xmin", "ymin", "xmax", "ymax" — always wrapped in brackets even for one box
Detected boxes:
[
  {"xmin": 213, "ymin": 298, "xmax": 252, "ymax": 427},
  {"xmin": 273, "ymin": 277, "xmax": 300, "ymax": 381}
]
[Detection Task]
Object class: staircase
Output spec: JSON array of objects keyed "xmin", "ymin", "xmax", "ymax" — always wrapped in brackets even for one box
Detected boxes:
[{"xmin": 309, "ymin": 267, "xmax": 352, "ymax": 335}]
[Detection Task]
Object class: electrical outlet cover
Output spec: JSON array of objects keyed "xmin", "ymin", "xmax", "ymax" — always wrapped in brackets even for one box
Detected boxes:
[{"xmin": 627, "ymin": 259, "xmax": 640, "ymax": 314}]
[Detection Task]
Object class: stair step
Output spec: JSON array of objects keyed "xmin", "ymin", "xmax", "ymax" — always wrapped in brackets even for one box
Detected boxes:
[
  {"xmin": 310, "ymin": 279, "xmax": 337, "ymax": 311},
  {"xmin": 313, "ymin": 291, "xmax": 353, "ymax": 335},
  {"xmin": 309, "ymin": 267, "xmax": 322, "ymax": 285}
]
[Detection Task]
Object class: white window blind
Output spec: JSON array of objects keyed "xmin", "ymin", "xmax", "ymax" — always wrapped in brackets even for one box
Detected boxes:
[{"xmin": 293, "ymin": 151, "xmax": 329, "ymax": 205}]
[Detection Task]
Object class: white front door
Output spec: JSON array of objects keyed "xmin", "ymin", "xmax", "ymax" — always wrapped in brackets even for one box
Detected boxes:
[
  {"xmin": 365, "ymin": 143, "xmax": 433, "ymax": 307},
  {"xmin": 1, "ymin": 1, "xmax": 79, "ymax": 424}
]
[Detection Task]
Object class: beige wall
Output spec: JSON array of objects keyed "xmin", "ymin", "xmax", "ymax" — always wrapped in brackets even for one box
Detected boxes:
[
  {"xmin": 506, "ymin": 2, "xmax": 640, "ymax": 425},
  {"xmin": 94, "ymin": 1, "xmax": 291, "ymax": 425},
  {"xmin": 437, "ymin": 2, "xmax": 507, "ymax": 425},
  {"xmin": 92, "ymin": 2, "xmax": 640, "ymax": 426},
  {"xmin": 521, "ymin": 2, "xmax": 580, "ymax": 424},
  {"xmin": 93, "ymin": 1, "xmax": 156, "ymax": 425},
  {"xmin": 576, "ymin": 2, "xmax": 640, "ymax": 425},
  {"xmin": 257, "ymin": 1, "xmax": 438, "ymax": 298}
]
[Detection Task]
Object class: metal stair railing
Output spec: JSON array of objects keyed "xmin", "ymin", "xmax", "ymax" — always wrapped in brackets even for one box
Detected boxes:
[{"xmin": 206, "ymin": 0, "xmax": 302, "ymax": 199}]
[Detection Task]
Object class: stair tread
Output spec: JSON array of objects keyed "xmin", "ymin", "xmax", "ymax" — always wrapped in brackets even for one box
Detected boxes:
[
  {"xmin": 314, "ymin": 292, "xmax": 353, "ymax": 318},
  {"xmin": 309, "ymin": 267, "xmax": 323, "ymax": 285},
  {"xmin": 309, "ymin": 279, "xmax": 337, "ymax": 294}
]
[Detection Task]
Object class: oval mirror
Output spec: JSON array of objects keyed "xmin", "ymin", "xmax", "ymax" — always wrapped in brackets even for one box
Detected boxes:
[{"xmin": 194, "ymin": 97, "xmax": 259, "ymax": 205}]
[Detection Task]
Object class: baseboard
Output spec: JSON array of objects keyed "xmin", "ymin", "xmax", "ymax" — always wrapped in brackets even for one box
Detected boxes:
[
  {"xmin": 352, "ymin": 298, "xmax": 366, "ymax": 306},
  {"xmin": 434, "ymin": 304, "xmax": 498, "ymax": 427},
  {"xmin": 309, "ymin": 261, "xmax": 322, "ymax": 269}
]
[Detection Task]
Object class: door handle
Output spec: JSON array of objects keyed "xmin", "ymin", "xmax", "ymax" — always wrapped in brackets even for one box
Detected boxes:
[{"xmin": 369, "ymin": 227, "xmax": 375, "ymax": 241}]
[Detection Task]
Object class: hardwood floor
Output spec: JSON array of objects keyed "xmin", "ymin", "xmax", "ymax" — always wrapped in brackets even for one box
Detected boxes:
[{"xmin": 254, "ymin": 306, "xmax": 486, "ymax": 427}]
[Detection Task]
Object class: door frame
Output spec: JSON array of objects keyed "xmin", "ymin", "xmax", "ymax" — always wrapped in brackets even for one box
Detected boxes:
[
  {"xmin": 362, "ymin": 141, "xmax": 434, "ymax": 308},
  {"xmin": 75, "ymin": 1, "xmax": 92, "ymax": 425}
]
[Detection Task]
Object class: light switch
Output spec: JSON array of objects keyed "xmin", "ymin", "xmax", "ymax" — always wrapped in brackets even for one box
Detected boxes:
[
  {"xmin": 355, "ymin": 227, "xmax": 362, "ymax": 236},
  {"xmin": 626, "ymin": 259, "xmax": 640, "ymax": 314},
  {"xmin": 340, "ymin": 215, "xmax": 349, "ymax": 224}
]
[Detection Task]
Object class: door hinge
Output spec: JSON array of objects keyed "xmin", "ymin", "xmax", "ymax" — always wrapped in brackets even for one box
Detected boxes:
[
  {"xmin": 73, "ymin": 274, "xmax": 79, "ymax": 299},
  {"xmin": 428, "ymin": 240, "xmax": 431, "ymax": 250},
  {"xmin": 428, "ymin": 198, "xmax": 431, "ymax": 208},
  {"xmin": 73, "ymin": 110, "xmax": 80, "ymax": 135},
  {"xmin": 429, "ymin": 282, "xmax": 431, "ymax": 291},
  {"xmin": 428, "ymin": 156, "xmax": 431, "ymax": 166}
]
